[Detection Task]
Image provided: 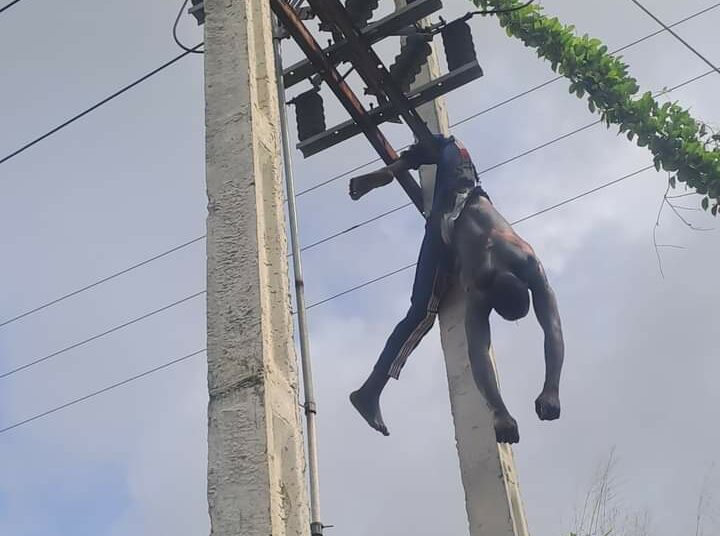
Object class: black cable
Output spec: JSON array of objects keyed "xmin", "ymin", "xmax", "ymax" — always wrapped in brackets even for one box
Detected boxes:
[
  {"xmin": 2, "ymin": 67, "xmax": 711, "ymax": 331},
  {"xmin": 174, "ymin": 0, "xmax": 205, "ymax": 54},
  {"xmin": 0, "ymin": 164, "xmax": 665, "ymax": 435},
  {"xmin": 3, "ymin": 7, "xmax": 716, "ymax": 330},
  {"xmin": 0, "ymin": 45, "xmax": 203, "ymax": 166},
  {"xmin": 0, "ymin": 291, "xmax": 205, "ymax": 380},
  {"xmin": 0, "ymin": 235, "xmax": 206, "ymax": 329},
  {"xmin": 629, "ymin": 0, "xmax": 720, "ymax": 75},
  {"xmin": 0, "ymin": 349, "xmax": 206, "ymax": 435},
  {"xmin": 306, "ymin": 262, "xmax": 418, "ymax": 309},
  {"xmin": 299, "ymin": 203, "xmax": 413, "ymax": 253},
  {"xmin": 294, "ymin": 1, "xmax": 720, "ymax": 194},
  {"xmin": 0, "ymin": 0, "xmax": 21, "ymax": 15},
  {"xmin": 304, "ymin": 163, "xmax": 656, "ymax": 309}
]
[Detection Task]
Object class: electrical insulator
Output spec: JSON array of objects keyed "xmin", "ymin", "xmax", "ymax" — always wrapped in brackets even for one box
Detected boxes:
[
  {"xmin": 293, "ymin": 90, "xmax": 327, "ymax": 142},
  {"xmin": 389, "ymin": 35, "xmax": 432, "ymax": 93},
  {"xmin": 442, "ymin": 20, "xmax": 477, "ymax": 71},
  {"xmin": 345, "ymin": 0, "xmax": 380, "ymax": 27},
  {"xmin": 188, "ymin": 0, "xmax": 205, "ymax": 25}
]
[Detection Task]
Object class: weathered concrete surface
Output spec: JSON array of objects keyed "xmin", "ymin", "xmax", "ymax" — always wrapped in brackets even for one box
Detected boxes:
[
  {"xmin": 439, "ymin": 282, "xmax": 530, "ymax": 536},
  {"xmin": 204, "ymin": 0, "xmax": 310, "ymax": 534}
]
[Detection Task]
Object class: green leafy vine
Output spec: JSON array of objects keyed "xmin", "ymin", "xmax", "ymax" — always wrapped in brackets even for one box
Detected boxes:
[{"xmin": 472, "ymin": 0, "xmax": 720, "ymax": 214}]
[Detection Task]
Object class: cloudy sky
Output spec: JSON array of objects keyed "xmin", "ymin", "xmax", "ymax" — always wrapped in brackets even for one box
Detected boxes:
[{"xmin": 1, "ymin": 0, "xmax": 719, "ymax": 535}]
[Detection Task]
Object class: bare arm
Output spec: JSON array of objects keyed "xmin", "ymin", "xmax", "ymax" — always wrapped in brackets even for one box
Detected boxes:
[
  {"xmin": 466, "ymin": 297, "xmax": 510, "ymax": 416},
  {"xmin": 527, "ymin": 257, "xmax": 564, "ymax": 420},
  {"xmin": 466, "ymin": 295, "xmax": 519, "ymax": 443}
]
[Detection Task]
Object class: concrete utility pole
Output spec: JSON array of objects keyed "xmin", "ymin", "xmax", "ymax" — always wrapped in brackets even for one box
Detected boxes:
[
  {"xmin": 204, "ymin": 0, "xmax": 310, "ymax": 534},
  {"xmin": 394, "ymin": 2, "xmax": 531, "ymax": 533}
]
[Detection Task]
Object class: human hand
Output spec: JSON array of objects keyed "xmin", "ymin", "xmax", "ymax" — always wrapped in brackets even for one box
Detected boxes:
[{"xmin": 535, "ymin": 389, "xmax": 560, "ymax": 421}]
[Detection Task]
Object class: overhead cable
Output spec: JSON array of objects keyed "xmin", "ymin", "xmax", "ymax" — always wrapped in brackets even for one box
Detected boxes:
[
  {"xmin": 0, "ymin": 349, "xmax": 206, "ymax": 435},
  {"xmin": 173, "ymin": 0, "xmax": 205, "ymax": 54},
  {"xmin": 0, "ymin": 0, "xmax": 22, "ymax": 15},
  {"xmin": 3, "ymin": 67, "xmax": 712, "ymax": 330},
  {"xmin": 0, "ymin": 163, "xmax": 662, "ymax": 434},
  {"xmin": 0, "ymin": 291, "xmax": 205, "ymax": 380},
  {"xmin": 303, "ymin": 163, "xmax": 656, "ymax": 309},
  {"xmin": 629, "ymin": 0, "xmax": 720, "ymax": 75},
  {"xmin": 0, "ymin": 45, "xmax": 202, "ymax": 166},
  {"xmin": 295, "ymin": 1, "xmax": 720, "ymax": 194},
  {"xmin": 3, "ymin": 2, "xmax": 714, "ymax": 172},
  {"xmin": 3, "ymin": 6, "xmax": 717, "ymax": 326},
  {"xmin": 0, "ymin": 235, "xmax": 205, "ymax": 329}
]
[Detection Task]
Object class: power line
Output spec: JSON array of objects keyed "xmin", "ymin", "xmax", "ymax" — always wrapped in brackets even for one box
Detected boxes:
[
  {"xmin": 629, "ymin": 0, "xmax": 720, "ymax": 76},
  {"xmin": 1, "ymin": 1, "xmax": 715, "ymax": 173},
  {"xmin": 0, "ymin": 0, "xmax": 22, "ymax": 15},
  {"xmin": 0, "ymin": 291, "xmax": 205, "ymax": 380},
  {"xmin": 0, "ymin": 45, "xmax": 202, "ymax": 166},
  {"xmin": 295, "ymin": 67, "xmax": 715, "ymax": 255},
  {"xmin": 0, "ymin": 349, "xmax": 206, "ymax": 435},
  {"xmin": 303, "ymin": 163, "xmax": 656, "ymax": 309},
  {"xmin": 299, "ymin": 202, "xmax": 413, "ymax": 252},
  {"xmin": 3, "ymin": 66, "xmax": 712, "ymax": 330},
  {"xmin": 0, "ymin": 163, "xmax": 663, "ymax": 435},
  {"xmin": 0, "ymin": 235, "xmax": 205, "ymax": 329},
  {"xmin": 452, "ymin": 0, "xmax": 720, "ymax": 130},
  {"xmin": 173, "ymin": 0, "xmax": 205, "ymax": 54},
  {"xmin": 3, "ymin": 6, "xmax": 716, "ymax": 328},
  {"xmin": 293, "ymin": 1, "xmax": 720, "ymax": 194}
]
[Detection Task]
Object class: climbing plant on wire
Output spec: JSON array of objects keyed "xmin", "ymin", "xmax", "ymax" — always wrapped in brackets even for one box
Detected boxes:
[{"xmin": 471, "ymin": 0, "xmax": 720, "ymax": 215}]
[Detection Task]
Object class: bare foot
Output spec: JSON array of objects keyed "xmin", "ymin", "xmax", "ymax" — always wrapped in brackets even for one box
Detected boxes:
[
  {"xmin": 350, "ymin": 389, "xmax": 389, "ymax": 436},
  {"xmin": 535, "ymin": 389, "xmax": 561, "ymax": 421},
  {"xmin": 493, "ymin": 413, "xmax": 519, "ymax": 444}
]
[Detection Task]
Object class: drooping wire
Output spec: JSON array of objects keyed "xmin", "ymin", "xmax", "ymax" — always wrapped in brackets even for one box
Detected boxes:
[
  {"xmin": 0, "ymin": 291, "xmax": 205, "ymax": 380},
  {"xmin": 0, "ymin": 235, "xmax": 205, "ymax": 329},
  {"xmin": 1, "ymin": 65, "xmax": 712, "ymax": 330},
  {"xmin": 2, "ymin": 5, "xmax": 717, "ymax": 331},
  {"xmin": 629, "ymin": 0, "xmax": 720, "ymax": 76},
  {"xmin": 173, "ymin": 0, "xmax": 205, "ymax": 54},
  {"xmin": 0, "ymin": 349, "xmax": 207, "ymax": 435},
  {"xmin": 0, "ymin": 0, "xmax": 22, "ymax": 15},
  {"xmin": 0, "ymin": 163, "xmax": 669, "ymax": 436},
  {"xmin": 304, "ymin": 163, "xmax": 656, "ymax": 309},
  {"xmin": 0, "ymin": 45, "xmax": 202, "ymax": 166}
]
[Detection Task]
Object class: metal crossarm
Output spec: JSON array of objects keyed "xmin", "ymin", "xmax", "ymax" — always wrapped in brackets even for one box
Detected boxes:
[
  {"xmin": 281, "ymin": 0, "xmax": 442, "ymax": 88},
  {"xmin": 304, "ymin": 0, "xmax": 438, "ymax": 155},
  {"xmin": 298, "ymin": 61, "xmax": 483, "ymax": 157},
  {"xmin": 271, "ymin": 0, "xmax": 425, "ymax": 212}
]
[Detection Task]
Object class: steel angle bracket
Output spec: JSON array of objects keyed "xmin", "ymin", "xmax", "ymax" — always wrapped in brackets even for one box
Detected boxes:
[
  {"xmin": 304, "ymin": 0, "xmax": 438, "ymax": 155},
  {"xmin": 282, "ymin": 0, "xmax": 442, "ymax": 89},
  {"xmin": 298, "ymin": 61, "xmax": 483, "ymax": 157}
]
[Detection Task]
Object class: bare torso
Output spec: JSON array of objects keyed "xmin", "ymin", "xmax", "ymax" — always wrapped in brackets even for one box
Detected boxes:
[{"xmin": 451, "ymin": 193, "xmax": 536, "ymax": 296}]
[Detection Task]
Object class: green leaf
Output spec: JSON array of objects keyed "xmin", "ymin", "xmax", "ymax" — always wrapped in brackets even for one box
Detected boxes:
[
  {"xmin": 702, "ymin": 196, "xmax": 709, "ymax": 210},
  {"xmin": 472, "ymin": 0, "xmax": 720, "ymax": 209}
]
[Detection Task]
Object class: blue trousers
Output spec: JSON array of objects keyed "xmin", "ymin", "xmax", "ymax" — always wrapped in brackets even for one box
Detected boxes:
[{"xmin": 374, "ymin": 218, "xmax": 450, "ymax": 379}]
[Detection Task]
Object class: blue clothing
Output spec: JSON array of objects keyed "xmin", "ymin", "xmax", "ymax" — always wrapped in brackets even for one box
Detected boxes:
[{"xmin": 373, "ymin": 136, "xmax": 487, "ymax": 379}]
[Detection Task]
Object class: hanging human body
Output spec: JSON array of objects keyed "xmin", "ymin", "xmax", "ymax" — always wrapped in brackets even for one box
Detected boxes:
[{"xmin": 348, "ymin": 136, "xmax": 564, "ymax": 444}]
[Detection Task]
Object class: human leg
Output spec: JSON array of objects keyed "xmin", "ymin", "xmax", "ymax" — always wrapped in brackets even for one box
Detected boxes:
[{"xmin": 351, "ymin": 224, "xmax": 447, "ymax": 435}]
